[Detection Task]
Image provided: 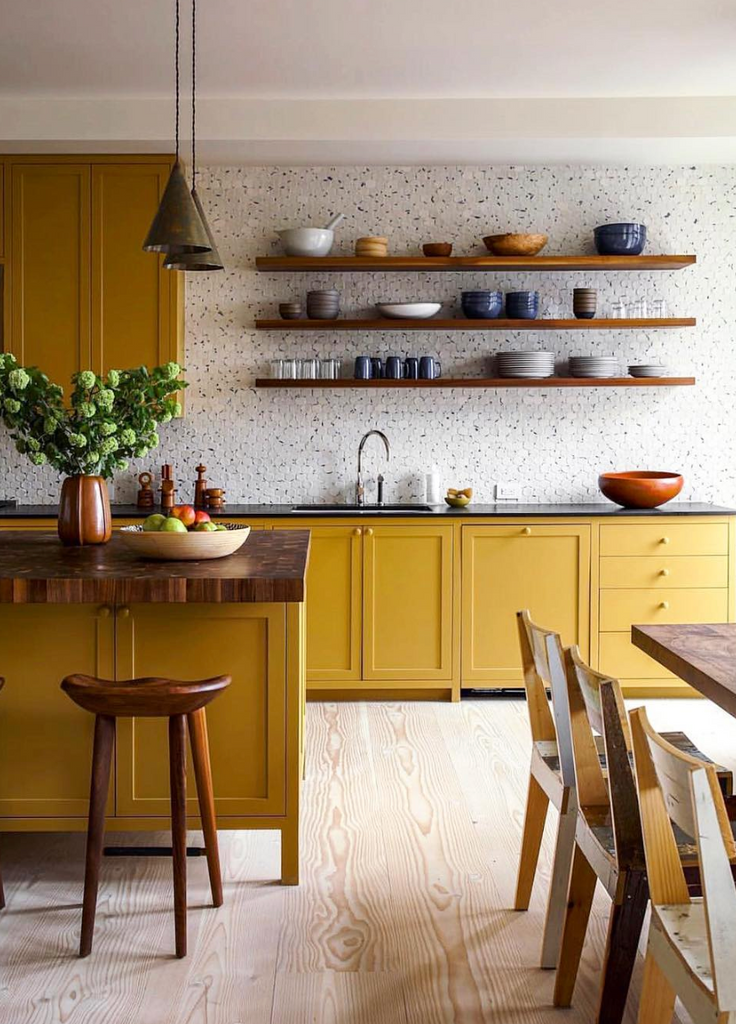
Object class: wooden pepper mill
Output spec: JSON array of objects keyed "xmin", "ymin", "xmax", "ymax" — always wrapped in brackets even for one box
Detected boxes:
[
  {"xmin": 194, "ymin": 464, "xmax": 208, "ymax": 508},
  {"xmin": 136, "ymin": 472, "xmax": 155, "ymax": 509},
  {"xmin": 204, "ymin": 488, "xmax": 226, "ymax": 511},
  {"xmin": 160, "ymin": 464, "xmax": 176, "ymax": 511}
]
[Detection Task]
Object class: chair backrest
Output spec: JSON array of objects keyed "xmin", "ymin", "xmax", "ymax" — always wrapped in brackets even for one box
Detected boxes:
[
  {"xmin": 516, "ymin": 610, "xmax": 575, "ymax": 789},
  {"xmin": 630, "ymin": 706, "xmax": 736, "ymax": 1010},
  {"xmin": 564, "ymin": 646, "xmax": 644, "ymax": 866}
]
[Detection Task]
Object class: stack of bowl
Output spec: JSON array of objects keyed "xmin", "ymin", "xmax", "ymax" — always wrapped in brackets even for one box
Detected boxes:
[
  {"xmin": 629, "ymin": 364, "xmax": 668, "ymax": 378},
  {"xmin": 497, "ymin": 351, "xmax": 555, "ymax": 378},
  {"xmin": 505, "ymin": 291, "xmax": 539, "ymax": 320},
  {"xmin": 279, "ymin": 301, "xmax": 303, "ymax": 320},
  {"xmin": 593, "ymin": 223, "xmax": 647, "ymax": 256},
  {"xmin": 461, "ymin": 290, "xmax": 503, "ymax": 319},
  {"xmin": 355, "ymin": 236, "xmax": 389, "ymax": 257},
  {"xmin": 306, "ymin": 289, "xmax": 340, "ymax": 320},
  {"xmin": 573, "ymin": 288, "xmax": 597, "ymax": 319},
  {"xmin": 569, "ymin": 355, "xmax": 620, "ymax": 378}
]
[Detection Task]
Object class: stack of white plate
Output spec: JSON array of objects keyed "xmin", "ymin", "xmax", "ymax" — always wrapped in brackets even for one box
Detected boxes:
[
  {"xmin": 569, "ymin": 356, "xmax": 620, "ymax": 378},
  {"xmin": 629, "ymin": 364, "xmax": 668, "ymax": 378},
  {"xmin": 497, "ymin": 351, "xmax": 555, "ymax": 378}
]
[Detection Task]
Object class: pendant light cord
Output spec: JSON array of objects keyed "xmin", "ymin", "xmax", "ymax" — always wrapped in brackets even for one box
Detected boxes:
[
  {"xmin": 174, "ymin": 0, "xmax": 180, "ymax": 162},
  {"xmin": 191, "ymin": 0, "xmax": 197, "ymax": 187}
]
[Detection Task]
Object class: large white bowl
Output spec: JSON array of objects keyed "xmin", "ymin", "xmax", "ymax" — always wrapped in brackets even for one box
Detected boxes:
[
  {"xmin": 376, "ymin": 302, "xmax": 442, "ymax": 319},
  {"xmin": 119, "ymin": 523, "xmax": 251, "ymax": 561},
  {"xmin": 277, "ymin": 227, "xmax": 334, "ymax": 257}
]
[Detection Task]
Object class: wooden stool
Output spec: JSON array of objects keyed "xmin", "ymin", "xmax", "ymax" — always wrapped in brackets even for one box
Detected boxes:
[{"xmin": 61, "ymin": 673, "xmax": 231, "ymax": 958}]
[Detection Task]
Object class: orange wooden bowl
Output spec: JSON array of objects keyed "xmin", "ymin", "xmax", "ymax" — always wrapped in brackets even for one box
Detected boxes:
[{"xmin": 598, "ymin": 471, "xmax": 683, "ymax": 509}]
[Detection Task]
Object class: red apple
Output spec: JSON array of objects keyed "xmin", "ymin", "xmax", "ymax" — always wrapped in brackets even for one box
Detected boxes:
[
  {"xmin": 170, "ymin": 505, "xmax": 196, "ymax": 528},
  {"xmin": 193, "ymin": 510, "xmax": 211, "ymax": 525}
]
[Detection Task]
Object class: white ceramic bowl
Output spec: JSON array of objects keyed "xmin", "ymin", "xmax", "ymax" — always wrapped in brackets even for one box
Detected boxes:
[
  {"xmin": 277, "ymin": 228, "xmax": 334, "ymax": 257},
  {"xmin": 119, "ymin": 523, "xmax": 251, "ymax": 561},
  {"xmin": 375, "ymin": 302, "xmax": 442, "ymax": 319}
]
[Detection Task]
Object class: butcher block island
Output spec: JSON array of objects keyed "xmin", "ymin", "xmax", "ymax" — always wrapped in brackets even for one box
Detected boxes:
[{"xmin": 0, "ymin": 529, "xmax": 309, "ymax": 885}]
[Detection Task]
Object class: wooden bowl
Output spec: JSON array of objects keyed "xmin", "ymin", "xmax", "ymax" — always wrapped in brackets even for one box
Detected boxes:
[
  {"xmin": 483, "ymin": 233, "xmax": 548, "ymax": 256},
  {"xmin": 423, "ymin": 242, "xmax": 453, "ymax": 257},
  {"xmin": 598, "ymin": 472, "xmax": 683, "ymax": 509},
  {"xmin": 119, "ymin": 523, "xmax": 251, "ymax": 561},
  {"xmin": 445, "ymin": 495, "xmax": 471, "ymax": 507}
]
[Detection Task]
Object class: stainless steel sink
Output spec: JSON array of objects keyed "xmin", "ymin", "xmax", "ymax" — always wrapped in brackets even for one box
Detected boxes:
[{"xmin": 290, "ymin": 503, "xmax": 432, "ymax": 514}]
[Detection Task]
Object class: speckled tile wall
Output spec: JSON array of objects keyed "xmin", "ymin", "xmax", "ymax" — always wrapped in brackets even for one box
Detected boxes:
[{"xmin": 4, "ymin": 164, "xmax": 735, "ymax": 506}]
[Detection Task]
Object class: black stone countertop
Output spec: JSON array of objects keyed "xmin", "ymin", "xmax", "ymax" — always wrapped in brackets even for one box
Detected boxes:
[{"xmin": 0, "ymin": 502, "xmax": 733, "ymax": 519}]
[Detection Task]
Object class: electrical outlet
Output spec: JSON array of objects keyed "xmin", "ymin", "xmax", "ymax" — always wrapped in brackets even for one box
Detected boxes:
[{"xmin": 495, "ymin": 483, "xmax": 520, "ymax": 502}]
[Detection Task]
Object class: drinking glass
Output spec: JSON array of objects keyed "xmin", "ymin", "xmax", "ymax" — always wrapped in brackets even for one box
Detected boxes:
[
  {"xmin": 299, "ymin": 358, "xmax": 319, "ymax": 379},
  {"xmin": 320, "ymin": 358, "xmax": 339, "ymax": 379},
  {"xmin": 281, "ymin": 358, "xmax": 297, "ymax": 379},
  {"xmin": 269, "ymin": 358, "xmax": 286, "ymax": 378},
  {"xmin": 649, "ymin": 298, "xmax": 666, "ymax": 317},
  {"xmin": 609, "ymin": 300, "xmax": 626, "ymax": 319}
]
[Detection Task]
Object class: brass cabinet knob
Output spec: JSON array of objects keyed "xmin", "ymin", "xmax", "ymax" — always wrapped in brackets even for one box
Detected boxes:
[
  {"xmin": 118, "ymin": 606, "xmax": 131, "ymax": 619},
  {"xmin": 353, "ymin": 527, "xmax": 362, "ymax": 536},
  {"xmin": 659, "ymin": 568, "xmax": 670, "ymax": 577},
  {"xmin": 365, "ymin": 527, "xmax": 374, "ymax": 536},
  {"xmin": 661, "ymin": 536, "xmax": 671, "ymax": 545},
  {"xmin": 98, "ymin": 605, "xmax": 111, "ymax": 618},
  {"xmin": 659, "ymin": 601, "xmax": 670, "ymax": 610},
  {"xmin": 522, "ymin": 526, "xmax": 531, "ymax": 535}
]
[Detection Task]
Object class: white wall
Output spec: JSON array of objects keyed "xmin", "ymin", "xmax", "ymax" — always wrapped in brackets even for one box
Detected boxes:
[{"xmin": 4, "ymin": 163, "xmax": 735, "ymax": 507}]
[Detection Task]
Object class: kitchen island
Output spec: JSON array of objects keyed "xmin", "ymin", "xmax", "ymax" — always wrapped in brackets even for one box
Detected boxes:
[{"xmin": 0, "ymin": 529, "xmax": 309, "ymax": 884}]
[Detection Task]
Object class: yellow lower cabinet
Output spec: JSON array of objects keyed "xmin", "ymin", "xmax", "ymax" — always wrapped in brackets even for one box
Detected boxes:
[
  {"xmin": 0, "ymin": 604, "xmax": 115, "ymax": 817},
  {"xmin": 274, "ymin": 524, "xmax": 362, "ymax": 684},
  {"xmin": 362, "ymin": 524, "xmax": 454, "ymax": 683},
  {"xmin": 599, "ymin": 631, "xmax": 675, "ymax": 680},
  {"xmin": 462, "ymin": 524, "xmax": 591, "ymax": 687},
  {"xmin": 114, "ymin": 603, "xmax": 286, "ymax": 818},
  {"xmin": 599, "ymin": 588, "xmax": 728, "ymax": 632}
]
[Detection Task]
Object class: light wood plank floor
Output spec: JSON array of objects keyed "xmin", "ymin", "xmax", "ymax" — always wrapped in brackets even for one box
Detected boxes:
[{"xmin": 1, "ymin": 697, "xmax": 734, "ymax": 1023}]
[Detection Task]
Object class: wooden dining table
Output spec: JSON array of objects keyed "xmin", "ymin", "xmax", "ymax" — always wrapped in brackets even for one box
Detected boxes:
[{"xmin": 632, "ymin": 623, "xmax": 736, "ymax": 717}]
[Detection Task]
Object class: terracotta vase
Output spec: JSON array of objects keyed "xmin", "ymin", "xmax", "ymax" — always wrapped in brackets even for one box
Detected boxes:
[{"xmin": 58, "ymin": 475, "xmax": 112, "ymax": 546}]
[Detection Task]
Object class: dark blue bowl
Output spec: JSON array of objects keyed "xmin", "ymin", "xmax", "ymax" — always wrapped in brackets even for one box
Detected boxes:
[
  {"xmin": 594, "ymin": 223, "xmax": 647, "ymax": 256},
  {"xmin": 461, "ymin": 290, "xmax": 503, "ymax": 319},
  {"xmin": 505, "ymin": 290, "xmax": 539, "ymax": 319}
]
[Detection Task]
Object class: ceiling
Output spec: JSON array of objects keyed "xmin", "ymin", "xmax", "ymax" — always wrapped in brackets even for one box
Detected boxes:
[{"xmin": 2, "ymin": 0, "xmax": 736, "ymax": 163}]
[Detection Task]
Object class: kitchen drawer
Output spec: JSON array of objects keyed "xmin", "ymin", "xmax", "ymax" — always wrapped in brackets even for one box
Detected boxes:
[
  {"xmin": 599, "ymin": 555, "xmax": 729, "ymax": 590},
  {"xmin": 599, "ymin": 523, "xmax": 729, "ymax": 558},
  {"xmin": 599, "ymin": 588, "xmax": 729, "ymax": 632},
  {"xmin": 599, "ymin": 631, "xmax": 674, "ymax": 679}
]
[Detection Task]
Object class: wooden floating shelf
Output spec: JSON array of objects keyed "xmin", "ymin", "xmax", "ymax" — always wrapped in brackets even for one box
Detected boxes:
[
  {"xmin": 256, "ymin": 317, "xmax": 695, "ymax": 332},
  {"xmin": 255, "ymin": 377, "xmax": 695, "ymax": 390},
  {"xmin": 256, "ymin": 255, "xmax": 696, "ymax": 273}
]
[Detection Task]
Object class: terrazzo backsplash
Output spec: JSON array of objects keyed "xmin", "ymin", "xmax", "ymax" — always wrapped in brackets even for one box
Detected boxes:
[{"xmin": 4, "ymin": 163, "xmax": 736, "ymax": 506}]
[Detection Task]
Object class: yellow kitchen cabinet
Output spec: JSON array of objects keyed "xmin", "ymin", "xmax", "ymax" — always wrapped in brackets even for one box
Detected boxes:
[
  {"xmin": 276, "ymin": 523, "xmax": 362, "ymax": 683},
  {"xmin": 363, "ymin": 524, "xmax": 454, "ymax": 682},
  {"xmin": 5, "ymin": 156, "xmax": 182, "ymax": 387},
  {"xmin": 599, "ymin": 522, "xmax": 729, "ymax": 557},
  {"xmin": 91, "ymin": 163, "xmax": 182, "ymax": 374},
  {"xmin": 114, "ymin": 603, "xmax": 287, "ymax": 818},
  {"xmin": 10, "ymin": 163, "xmax": 92, "ymax": 384},
  {"xmin": 0, "ymin": 603, "xmax": 115, "ymax": 817},
  {"xmin": 462, "ymin": 523, "xmax": 590, "ymax": 686}
]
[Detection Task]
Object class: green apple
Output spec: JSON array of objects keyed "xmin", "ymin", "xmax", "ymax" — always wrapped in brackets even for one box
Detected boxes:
[
  {"xmin": 194, "ymin": 521, "xmax": 218, "ymax": 532},
  {"xmin": 142, "ymin": 513, "xmax": 166, "ymax": 532},
  {"xmin": 160, "ymin": 516, "xmax": 187, "ymax": 533},
  {"xmin": 215, "ymin": 524, "xmax": 227, "ymax": 531}
]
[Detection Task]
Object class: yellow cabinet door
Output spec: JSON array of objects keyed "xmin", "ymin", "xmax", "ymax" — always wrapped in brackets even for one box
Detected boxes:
[
  {"xmin": 363, "ymin": 524, "xmax": 454, "ymax": 682},
  {"xmin": 10, "ymin": 163, "xmax": 91, "ymax": 384},
  {"xmin": 114, "ymin": 603, "xmax": 286, "ymax": 818},
  {"xmin": 462, "ymin": 524, "xmax": 591, "ymax": 686},
  {"xmin": 91, "ymin": 163, "xmax": 182, "ymax": 374},
  {"xmin": 0, "ymin": 604, "xmax": 115, "ymax": 817},
  {"xmin": 274, "ymin": 524, "xmax": 362, "ymax": 683}
]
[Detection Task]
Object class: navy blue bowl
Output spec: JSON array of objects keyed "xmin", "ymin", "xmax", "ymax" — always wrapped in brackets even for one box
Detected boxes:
[
  {"xmin": 594, "ymin": 223, "xmax": 647, "ymax": 256},
  {"xmin": 505, "ymin": 290, "xmax": 539, "ymax": 319},
  {"xmin": 461, "ymin": 290, "xmax": 503, "ymax": 319}
]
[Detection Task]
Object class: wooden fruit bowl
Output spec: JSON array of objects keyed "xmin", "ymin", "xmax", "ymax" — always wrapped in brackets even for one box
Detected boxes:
[
  {"xmin": 598, "ymin": 472, "xmax": 683, "ymax": 509},
  {"xmin": 119, "ymin": 523, "xmax": 251, "ymax": 560},
  {"xmin": 483, "ymin": 233, "xmax": 548, "ymax": 256}
]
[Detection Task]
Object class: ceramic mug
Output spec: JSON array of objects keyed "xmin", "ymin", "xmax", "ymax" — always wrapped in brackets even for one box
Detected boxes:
[
  {"xmin": 419, "ymin": 356, "xmax": 442, "ymax": 379},
  {"xmin": 354, "ymin": 356, "xmax": 372, "ymax": 379},
  {"xmin": 385, "ymin": 356, "xmax": 404, "ymax": 379},
  {"xmin": 404, "ymin": 357, "xmax": 419, "ymax": 379},
  {"xmin": 371, "ymin": 357, "xmax": 384, "ymax": 379}
]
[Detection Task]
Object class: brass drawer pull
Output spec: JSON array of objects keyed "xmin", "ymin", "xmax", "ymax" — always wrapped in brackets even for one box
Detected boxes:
[
  {"xmin": 659, "ymin": 568, "xmax": 670, "ymax": 577},
  {"xmin": 522, "ymin": 526, "xmax": 531, "ymax": 535},
  {"xmin": 659, "ymin": 601, "xmax": 670, "ymax": 610},
  {"xmin": 660, "ymin": 536, "xmax": 671, "ymax": 545},
  {"xmin": 365, "ymin": 528, "xmax": 374, "ymax": 537},
  {"xmin": 118, "ymin": 606, "xmax": 131, "ymax": 619},
  {"xmin": 98, "ymin": 605, "xmax": 111, "ymax": 618},
  {"xmin": 353, "ymin": 527, "xmax": 362, "ymax": 536}
]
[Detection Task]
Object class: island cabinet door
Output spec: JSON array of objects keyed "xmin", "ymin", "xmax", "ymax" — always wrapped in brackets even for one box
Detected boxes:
[
  {"xmin": 114, "ymin": 603, "xmax": 287, "ymax": 818},
  {"xmin": 273, "ymin": 524, "xmax": 362, "ymax": 683},
  {"xmin": 0, "ymin": 604, "xmax": 115, "ymax": 818},
  {"xmin": 461, "ymin": 524, "xmax": 591, "ymax": 687},
  {"xmin": 362, "ymin": 524, "xmax": 454, "ymax": 682}
]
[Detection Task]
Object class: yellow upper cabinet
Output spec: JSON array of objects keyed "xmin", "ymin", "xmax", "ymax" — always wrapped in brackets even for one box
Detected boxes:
[
  {"xmin": 363, "ymin": 523, "xmax": 454, "ymax": 682},
  {"xmin": 462, "ymin": 523, "xmax": 591, "ymax": 686},
  {"xmin": 91, "ymin": 163, "xmax": 181, "ymax": 374},
  {"xmin": 10, "ymin": 163, "xmax": 92, "ymax": 384},
  {"xmin": 5, "ymin": 156, "xmax": 182, "ymax": 386}
]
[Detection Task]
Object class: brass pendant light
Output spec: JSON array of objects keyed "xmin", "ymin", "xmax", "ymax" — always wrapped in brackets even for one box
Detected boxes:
[
  {"xmin": 164, "ymin": 0, "xmax": 224, "ymax": 271},
  {"xmin": 142, "ymin": 0, "xmax": 211, "ymax": 255}
]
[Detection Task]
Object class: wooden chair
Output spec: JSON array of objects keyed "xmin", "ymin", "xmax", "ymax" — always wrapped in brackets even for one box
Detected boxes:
[
  {"xmin": 514, "ymin": 610, "xmax": 577, "ymax": 968},
  {"xmin": 0, "ymin": 678, "xmax": 4, "ymax": 910},
  {"xmin": 631, "ymin": 705, "xmax": 736, "ymax": 1024},
  {"xmin": 61, "ymin": 672, "xmax": 230, "ymax": 958}
]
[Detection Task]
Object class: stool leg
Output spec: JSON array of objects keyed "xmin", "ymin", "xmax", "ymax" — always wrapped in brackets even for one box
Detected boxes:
[
  {"xmin": 169, "ymin": 714, "xmax": 188, "ymax": 958},
  {"xmin": 187, "ymin": 708, "xmax": 223, "ymax": 907},
  {"xmin": 80, "ymin": 714, "xmax": 115, "ymax": 957}
]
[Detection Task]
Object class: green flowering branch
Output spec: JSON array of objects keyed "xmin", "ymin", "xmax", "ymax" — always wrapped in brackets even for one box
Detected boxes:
[{"xmin": 0, "ymin": 356, "xmax": 187, "ymax": 479}]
